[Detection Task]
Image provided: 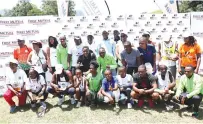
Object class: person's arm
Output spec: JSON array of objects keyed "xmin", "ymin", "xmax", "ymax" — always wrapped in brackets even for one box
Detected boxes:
[
  {"xmin": 56, "ymin": 46, "xmax": 61, "ymax": 64},
  {"xmin": 121, "ymin": 51, "xmax": 127, "ymax": 66},
  {"xmin": 132, "ymin": 83, "xmax": 140, "ymax": 93},
  {"xmin": 67, "ymin": 54, "xmax": 72, "ymax": 69},
  {"xmin": 39, "ymin": 75, "xmax": 46, "ymax": 95},
  {"xmin": 175, "ymin": 77, "xmax": 185, "ymax": 97},
  {"xmin": 168, "ymin": 71, "xmax": 176, "ymax": 89},
  {"xmin": 109, "ymin": 56, "xmax": 117, "ymax": 69},
  {"xmin": 46, "ymin": 47, "xmax": 52, "ymax": 69},
  {"xmin": 112, "ymin": 42, "xmax": 116, "ymax": 57},
  {"xmin": 66, "ymin": 70, "xmax": 74, "ymax": 89},
  {"xmin": 50, "ymin": 73, "xmax": 59, "ymax": 90},
  {"xmin": 136, "ymin": 50, "xmax": 141, "ymax": 66},
  {"xmin": 195, "ymin": 53, "xmax": 201, "ymax": 73},
  {"xmin": 152, "ymin": 46, "xmax": 156, "ymax": 72},
  {"xmin": 145, "ymin": 80, "xmax": 157, "ymax": 94},
  {"xmin": 112, "ymin": 77, "xmax": 118, "ymax": 91},
  {"xmin": 73, "ymin": 76, "xmax": 79, "ymax": 88},
  {"xmin": 157, "ymin": 42, "xmax": 161, "ymax": 61},
  {"xmin": 115, "ymin": 44, "xmax": 121, "ymax": 61},
  {"xmin": 13, "ymin": 49, "xmax": 18, "ymax": 60},
  {"xmin": 186, "ymin": 76, "xmax": 203, "ymax": 99},
  {"xmin": 178, "ymin": 46, "xmax": 182, "ymax": 73},
  {"xmin": 42, "ymin": 50, "xmax": 48, "ymax": 63},
  {"xmin": 27, "ymin": 52, "xmax": 33, "ymax": 66}
]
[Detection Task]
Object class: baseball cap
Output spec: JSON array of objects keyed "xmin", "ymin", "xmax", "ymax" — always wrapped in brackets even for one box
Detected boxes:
[
  {"xmin": 16, "ymin": 36, "xmax": 25, "ymax": 41},
  {"xmin": 32, "ymin": 41, "xmax": 42, "ymax": 48},
  {"xmin": 8, "ymin": 58, "xmax": 18, "ymax": 65},
  {"xmin": 55, "ymin": 64, "xmax": 63, "ymax": 74}
]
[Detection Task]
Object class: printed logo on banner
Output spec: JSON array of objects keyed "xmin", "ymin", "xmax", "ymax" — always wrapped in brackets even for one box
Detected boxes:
[
  {"xmin": 139, "ymin": 29, "xmax": 145, "ymax": 34},
  {"xmin": 0, "ymin": 20, "xmax": 24, "ymax": 26},
  {"xmin": 182, "ymin": 27, "xmax": 188, "ymax": 32},
  {"xmin": 16, "ymin": 30, "xmax": 39, "ymax": 36},
  {"xmin": 29, "ymin": 39, "xmax": 48, "ymax": 45},
  {"xmin": 150, "ymin": 14, "xmax": 156, "ymax": 20},
  {"xmin": 134, "ymin": 36, "xmax": 140, "ymax": 41},
  {"xmin": 80, "ymin": 16, "xmax": 88, "ymax": 22},
  {"xmin": 127, "ymin": 15, "xmax": 133, "ymax": 20},
  {"xmin": 105, "ymin": 16, "xmax": 112, "ymax": 21},
  {"xmin": 87, "ymin": 23, "xmax": 94, "ymax": 29},
  {"xmin": 172, "ymin": 28, "xmax": 179, "ymax": 33},
  {"xmin": 68, "ymin": 32, "xmax": 75, "ymax": 37},
  {"xmin": 111, "ymin": 22, "xmax": 119, "ymax": 28},
  {"xmin": 172, "ymin": 14, "xmax": 179, "ymax": 19},
  {"xmin": 133, "ymin": 22, "xmax": 140, "ymax": 27},
  {"xmin": 28, "ymin": 19, "xmax": 51, "ymax": 25},
  {"xmin": 177, "ymin": 21, "xmax": 183, "ymax": 26},
  {"xmin": 62, "ymin": 25, "xmax": 69, "ymax": 30},
  {"xmin": 0, "ymin": 76, "xmax": 6, "ymax": 81},
  {"xmin": 145, "ymin": 21, "xmax": 152, "ymax": 27},
  {"xmin": 128, "ymin": 29, "xmax": 136, "ymax": 35},
  {"xmin": 94, "ymin": 30, "xmax": 101, "ymax": 36},
  {"xmin": 67, "ymin": 17, "xmax": 75, "ymax": 23},
  {"xmin": 156, "ymin": 35, "xmax": 162, "ymax": 40},
  {"xmin": 1, "ymin": 41, "xmax": 18, "ymax": 48},
  {"xmin": 74, "ymin": 24, "xmax": 82, "ymax": 29},
  {"xmin": 117, "ymin": 15, "xmax": 125, "ymax": 21},
  {"xmin": 93, "ymin": 16, "xmax": 100, "ymax": 21},
  {"xmin": 0, "ymin": 52, "xmax": 13, "ymax": 59},
  {"xmin": 150, "ymin": 28, "xmax": 157, "ymax": 34},
  {"xmin": 0, "ymin": 31, "xmax": 14, "ymax": 38},
  {"xmin": 55, "ymin": 17, "xmax": 61, "ymax": 23},
  {"xmin": 156, "ymin": 21, "xmax": 162, "ymax": 26},
  {"xmin": 81, "ymin": 31, "xmax": 88, "ymax": 37},
  {"xmin": 99, "ymin": 23, "xmax": 106, "ymax": 28},
  {"xmin": 183, "ymin": 13, "xmax": 189, "ymax": 19},
  {"xmin": 193, "ymin": 32, "xmax": 203, "ymax": 37},
  {"xmin": 161, "ymin": 14, "xmax": 168, "ymax": 19},
  {"xmin": 192, "ymin": 14, "xmax": 203, "ymax": 20},
  {"xmin": 161, "ymin": 28, "xmax": 167, "ymax": 33},
  {"xmin": 138, "ymin": 14, "xmax": 146, "ymax": 20}
]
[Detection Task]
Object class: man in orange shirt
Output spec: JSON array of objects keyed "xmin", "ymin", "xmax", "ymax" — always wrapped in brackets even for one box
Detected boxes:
[
  {"xmin": 179, "ymin": 35, "xmax": 201, "ymax": 74},
  {"xmin": 13, "ymin": 37, "xmax": 32, "ymax": 76}
]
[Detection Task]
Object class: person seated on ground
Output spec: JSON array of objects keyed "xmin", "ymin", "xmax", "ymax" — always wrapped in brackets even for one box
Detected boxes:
[
  {"xmin": 86, "ymin": 61, "xmax": 103, "ymax": 108},
  {"xmin": 3, "ymin": 58, "xmax": 27, "ymax": 113},
  {"xmin": 47, "ymin": 64, "xmax": 75, "ymax": 106},
  {"xmin": 97, "ymin": 47, "xmax": 117, "ymax": 76},
  {"xmin": 100, "ymin": 69, "xmax": 120, "ymax": 109},
  {"xmin": 117, "ymin": 66, "xmax": 133, "ymax": 109},
  {"xmin": 131, "ymin": 65, "xmax": 159, "ymax": 108},
  {"xmin": 73, "ymin": 69, "xmax": 87, "ymax": 108},
  {"xmin": 155, "ymin": 61, "xmax": 176, "ymax": 110},
  {"xmin": 77, "ymin": 46, "xmax": 96, "ymax": 75},
  {"xmin": 174, "ymin": 65, "xmax": 203, "ymax": 118},
  {"xmin": 26, "ymin": 68, "xmax": 48, "ymax": 114}
]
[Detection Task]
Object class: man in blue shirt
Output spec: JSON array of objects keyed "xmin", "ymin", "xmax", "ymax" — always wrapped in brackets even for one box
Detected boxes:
[
  {"xmin": 138, "ymin": 37, "xmax": 156, "ymax": 74},
  {"xmin": 101, "ymin": 69, "xmax": 120, "ymax": 109}
]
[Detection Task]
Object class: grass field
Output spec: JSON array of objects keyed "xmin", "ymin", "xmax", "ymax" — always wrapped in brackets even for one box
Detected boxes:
[{"xmin": 0, "ymin": 96, "xmax": 202, "ymax": 124}]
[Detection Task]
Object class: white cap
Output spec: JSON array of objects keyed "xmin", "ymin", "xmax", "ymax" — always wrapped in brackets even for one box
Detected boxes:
[
  {"xmin": 16, "ymin": 36, "xmax": 25, "ymax": 41},
  {"xmin": 158, "ymin": 61, "xmax": 166, "ymax": 66},
  {"xmin": 143, "ymin": 31, "xmax": 150, "ymax": 35},
  {"xmin": 8, "ymin": 58, "xmax": 18, "ymax": 65},
  {"xmin": 55, "ymin": 64, "xmax": 63, "ymax": 74}
]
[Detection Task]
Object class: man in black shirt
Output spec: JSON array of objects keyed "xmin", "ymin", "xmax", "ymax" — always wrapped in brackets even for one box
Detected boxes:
[
  {"xmin": 77, "ymin": 46, "xmax": 96, "ymax": 74},
  {"xmin": 131, "ymin": 65, "xmax": 159, "ymax": 108}
]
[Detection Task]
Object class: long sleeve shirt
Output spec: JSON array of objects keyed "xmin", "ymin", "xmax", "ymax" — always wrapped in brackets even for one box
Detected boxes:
[
  {"xmin": 97, "ymin": 54, "xmax": 117, "ymax": 74},
  {"xmin": 176, "ymin": 74, "xmax": 203, "ymax": 99}
]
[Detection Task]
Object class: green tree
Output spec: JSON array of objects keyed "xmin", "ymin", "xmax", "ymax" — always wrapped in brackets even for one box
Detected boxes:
[
  {"xmin": 179, "ymin": 1, "xmax": 203, "ymax": 13},
  {"xmin": 27, "ymin": 5, "xmax": 44, "ymax": 16},
  {"xmin": 68, "ymin": 1, "xmax": 76, "ymax": 16}
]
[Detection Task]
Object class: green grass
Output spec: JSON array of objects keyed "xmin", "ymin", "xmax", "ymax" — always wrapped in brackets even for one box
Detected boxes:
[{"xmin": 0, "ymin": 96, "xmax": 203, "ymax": 123}]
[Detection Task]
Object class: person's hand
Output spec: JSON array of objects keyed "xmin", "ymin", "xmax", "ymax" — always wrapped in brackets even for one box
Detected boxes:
[
  {"xmin": 109, "ymin": 97, "xmax": 114, "ymax": 104},
  {"xmin": 38, "ymin": 91, "xmax": 44, "ymax": 97},
  {"xmin": 109, "ymin": 86, "xmax": 113, "ymax": 91},
  {"xmin": 13, "ymin": 90, "xmax": 19, "ymax": 96},
  {"xmin": 194, "ymin": 69, "xmax": 198, "ymax": 74},
  {"xmin": 164, "ymin": 87, "xmax": 169, "ymax": 94},
  {"xmin": 97, "ymin": 92, "xmax": 102, "ymax": 97},
  {"xmin": 181, "ymin": 96, "xmax": 187, "ymax": 105},
  {"xmin": 120, "ymin": 87, "xmax": 124, "ymax": 91},
  {"xmin": 138, "ymin": 89, "xmax": 145, "ymax": 95},
  {"xmin": 178, "ymin": 68, "xmax": 182, "ymax": 75},
  {"xmin": 49, "ymin": 67, "xmax": 52, "ymax": 73}
]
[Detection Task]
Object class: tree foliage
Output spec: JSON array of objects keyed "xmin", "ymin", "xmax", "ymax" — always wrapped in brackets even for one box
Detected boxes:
[
  {"xmin": 179, "ymin": 1, "xmax": 203, "ymax": 13},
  {"xmin": 41, "ymin": 0, "xmax": 58, "ymax": 15}
]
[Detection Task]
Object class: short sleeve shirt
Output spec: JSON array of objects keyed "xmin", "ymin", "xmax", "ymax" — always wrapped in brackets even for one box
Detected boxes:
[
  {"xmin": 68, "ymin": 44, "xmax": 83, "ymax": 67},
  {"xmin": 133, "ymin": 73, "xmax": 156, "ymax": 89},
  {"xmin": 101, "ymin": 76, "xmax": 118, "ymax": 92},
  {"xmin": 86, "ymin": 73, "xmax": 103, "ymax": 92},
  {"xmin": 179, "ymin": 43, "xmax": 201, "ymax": 67},
  {"xmin": 121, "ymin": 49, "xmax": 140, "ymax": 67},
  {"xmin": 138, "ymin": 45, "xmax": 156, "ymax": 66},
  {"xmin": 26, "ymin": 75, "xmax": 46, "ymax": 93}
]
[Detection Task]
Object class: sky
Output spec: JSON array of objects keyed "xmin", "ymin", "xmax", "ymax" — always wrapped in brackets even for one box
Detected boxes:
[{"xmin": 0, "ymin": 0, "xmax": 163, "ymax": 15}]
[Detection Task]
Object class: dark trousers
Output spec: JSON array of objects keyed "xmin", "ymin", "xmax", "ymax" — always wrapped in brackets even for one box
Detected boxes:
[
  {"xmin": 121, "ymin": 87, "xmax": 132, "ymax": 103},
  {"xmin": 70, "ymin": 66, "xmax": 76, "ymax": 76},
  {"xmin": 47, "ymin": 87, "xmax": 75, "ymax": 98},
  {"xmin": 31, "ymin": 90, "xmax": 48, "ymax": 104},
  {"xmin": 127, "ymin": 67, "xmax": 138, "ymax": 75},
  {"xmin": 179, "ymin": 93, "xmax": 203, "ymax": 112}
]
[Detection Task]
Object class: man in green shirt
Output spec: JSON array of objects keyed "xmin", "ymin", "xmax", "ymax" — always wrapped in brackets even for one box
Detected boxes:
[
  {"xmin": 175, "ymin": 65, "xmax": 203, "ymax": 118},
  {"xmin": 86, "ymin": 61, "xmax": 103, "ymax": 108},
  {"xmin": 56, "ymin": 35, "xmax": 69, "ymax": 70},
  {"xmin": 97, "ymin": 47, "xmax": 117, "ymax": 76}
]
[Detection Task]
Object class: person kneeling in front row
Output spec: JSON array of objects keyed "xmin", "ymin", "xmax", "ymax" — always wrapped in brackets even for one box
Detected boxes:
[
  {"xmin": 155, "ymin": 62, "xmax": 176, "ymax": 110},
  {"xmin": 174, "ymin": 65, "xmax": 203, "ymax": 118},
  {"xmin": 47, "ymin": 64, "xmax": 75, "ymax": 106},
  {"xmin": 100, "ymin": 69, "xmax": 120, "ymax": 109},
  {"xmin": 131, "ymin": 65, "xmax": 159, "ymax": 108}
]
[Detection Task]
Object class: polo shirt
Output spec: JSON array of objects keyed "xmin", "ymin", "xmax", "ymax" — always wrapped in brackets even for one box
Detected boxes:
[
  {"xmin": 86, "ymin": 73, "xmax": 103, "ymax": 92},
  {"xmin": 101, "ymin": 76, "xmax": 118, "ymax": 92},
  {"xmin": 176, "ymin": 74, "xmax": 203, "ymax": 98},
  {"xmin": 138, "ymin": 45, "xmax": 156, "ymax": 66}
]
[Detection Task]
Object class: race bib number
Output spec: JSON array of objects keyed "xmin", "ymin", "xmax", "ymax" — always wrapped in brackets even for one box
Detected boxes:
[{"xmin": 58, "ymin": 82, "xmax": 69, "ymax": 90}]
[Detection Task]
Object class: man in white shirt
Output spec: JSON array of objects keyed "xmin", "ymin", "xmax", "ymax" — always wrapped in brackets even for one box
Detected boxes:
[
  {"xmin": 117, "ymin": 66, "xmax": 133, "ymax": 109},
  {"xmin": 84, "ymin": 35, "xmax": 98, "ymax": 57},
  {"xmin": 68, "ymin": 36, "xmax": 83, "ymax": 75},
  {"xmin": 3, "ymin": 58, "xmax": 27, "ymax": 113}
]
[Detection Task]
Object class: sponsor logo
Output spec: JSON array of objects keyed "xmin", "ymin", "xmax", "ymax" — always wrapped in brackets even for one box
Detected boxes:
[
  {"xmin": 1, "ymin": 41, "xmax": 18, "ymax": 47},
  {"xmin": 93, "ymin": 16, "xmax": 100, "ymax": 21},
  {"xmin": 161, "ymin": 28, "xmax": 167, "ymax": 33},
  {"xmin": 133, "ymin": 22, "xmax": 140, "ymax": 27},
  {"xmin": 150, "ymin": 14, "xmax": 156, "ymax": 20},
  {"xmin": 0, "ymin": 76, "xmax": 6, "ymax": 81},
  {"xmin": 172, "ymin": 14, "xmax": 178, "ymax": 19},
  {"xmin": 117, "ymin": 15, "xmax": 124, "ymax": 21},
  {"xmin": 99, "ymin": 23, "xmax": 106, "ymax": 28},
  {"xmin": 16, "ymin": 30, "xmax": 39, "ymax": 36},
  {"xmin": 150, "ymin": 28, "xmax": 157, "ymax": 33},
  {"xmin": 74, "ymin": 24, "xmax": 81, "ymax": 29},
  {"xmin": 81, "ymin": 31, "xmax": 88, "ymax": 37},
  {"xmin": 0, "ymin": 52, "xmax": 13, "ymax": 58},
  {"xmin": 67, "ymin": 17, "xmax": 75, "ymax": 23},
  {"xmin": 139, "ymin": 29, "xmax": 145, "ymax": 34},
  {"xmin": 161, "ymin": 14, "xmax": 168, "ymax": 19},
  {"xmin": 177, "ymin": 21, "xmax": 183, "ymax": 26},
  {"xmin": 128, "ymin": 29, "xmax": 135, "ymax": 34},
  {"xmin": 127, "ymin": 15, "xmax": 133, "ymax": 20},
  {"xmin": 156, "ymin": 35, "xmax": 162, "ymax": 40},
  {"xmin": 105, "ymin": 16, "xmax": 112, "ymax": 21},
  {"xmin": 172, "ymin": 28, "xmax": 179, "ymax": 33},
  {"xmin": 111, "ymin": 22, "xmax": 119, "ymax": 28},
  {"xmin": 193, "ymin": 32, "xmax": 203, "ymax": 37},
  {"xmin": 87, "ymin": 23, "xmax": 94, "ymax": 29},
  {"xmin": 145, "ymin": 21, "xmax": 151, "ymax": 27},
  {"xmin": 182, "ymin": 27, "xmax": 188, "ymax": 32},
  {"xmin": 0, "ymin": 31, "xmax": 14, "ymax": 37},
  {"xmin": 28, "ymin": 19, "xmax": 51, "ymax": 25},
  {"xmin": 93, "ymin": 30, "xmax": 101, "ymax": 36},
  {"xmin": 0, "ymin": 20, "xmax": 24, "ymax": 26},
  {"xmin": 183, "ymin": 13, "xmax": 189, "ymax": 19},
  {"xmin": 166, "ymin": 21, "xmax": 173, "ymax": 26},
  {"xmin": 138, "ymin": 14, "xmax": 145, "ymax": 20},
  {"xmin": 156, "ymin": 21, "xmax": 162, "ymax": 26},
  {"xmin": 80, "ymin": 16, "xmax": 88, "ymax": 22},
  {"xmin": 193, "ymin": 15, "xmax": 203, "ymax": 20}
]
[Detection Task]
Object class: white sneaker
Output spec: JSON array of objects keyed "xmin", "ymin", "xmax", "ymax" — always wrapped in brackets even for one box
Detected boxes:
[
  {"xmin": 31, "ymin": 103, "xmax": 36, "ymax": 108},
  {"xmin": 58, "ymin": 98, "xmax": 64, "ymax": 106},
  {"xmin": 70, "ymin": 98, "xmax": 75, "ymax": 105},
  {"xmin": 127, "ymin": 103, "xmax": 132, "ymax": 109},
  {"xmin": 76, "ymin": 101, "xmax": 81, "ymax": 108},
  {"xmin": 115, "ymin": 104, "xmax": 120, "ymax": 109}
]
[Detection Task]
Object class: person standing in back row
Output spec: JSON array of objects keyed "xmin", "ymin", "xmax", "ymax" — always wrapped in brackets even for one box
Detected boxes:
[
  {"xmin": 121, "ymin": 41, "xmax": 141, "ymax": 75},
  {"xmin": 13, "ymin": 37, "xmax": 32, "ymax": 76}
]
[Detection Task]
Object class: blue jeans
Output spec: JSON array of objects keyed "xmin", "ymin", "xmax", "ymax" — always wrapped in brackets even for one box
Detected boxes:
[{"xmin": 47, "ymin": 87, "xmax": 75, "ymax": 98}]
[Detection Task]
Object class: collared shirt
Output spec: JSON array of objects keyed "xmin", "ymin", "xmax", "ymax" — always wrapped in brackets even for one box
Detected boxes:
[
  {"xmin": 57, "ymin": 44, "xmax": 68, "ymax": 70},
  {"xmin": 26, "ymin": 75, "xmax": 45, "ymax": 93},
  {"xmin": 97, "ymin": 54, "xmax": 117, "ymax": 73},
  {"xmin": 86, "ymin": 73, "xmax": 103, "ymax": 92},
  {"xmin": 101, "ymin": 76, "xmax": 118, "ymax": 92},
  {"xmin": 176, "ymin": 74, "xmax": 203, "ymax": 98},
  {"xmin": 98, "ymin": 39, "xmax": 116, "ymax": 57},
  {"xmin": 138, "ymin": 45, "xmax": 156, "ymax": 66}
]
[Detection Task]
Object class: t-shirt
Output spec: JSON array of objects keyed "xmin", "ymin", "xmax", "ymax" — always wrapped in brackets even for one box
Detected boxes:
[
  {"xmin": 101, "ymin": 76, "xmax": 118, "ymax": 92},
  {"xmin": 6, "ymin": 69, "xmax": 27, "ymax": 91},
  {"xmin": 57, "ymin": 44, "xmax": 69, "ymax": 70},
  {"xmin": 133, "ymin": 73, "xmax": 156, "ymax": 90},
  {"xmin": 138, "ymin": 45, "xmax": 156, "ymax": 66},
  {"xmin": 121, "ymin": 49, "xmax": 140, "ymax": 67},
  {"xmin": 68, "ymin": 44, "xmax": 83, "ymax": 67},
  {"xmin": 26, "ymin": 75, "xmax": 46, "ymax": 93},
  {"xmin": 86, "ymin": 73, "xmax": 103, "ymax": 92},
  {"xmin": 116, "ymin": 74, "xmax": 133, "ymax": 88},
  {"xmin": 156, "ymin": 71, "xmax": 172, "ymax": 90},
  {"xmin": 13, "ymin": 46, "xmax": 32, "ymax": 70},
  {"xmin": 179, "ymin": 43, "xmax": 201, "ymax": 67},
  {"xmin": 98, "ymin": 39, "xmax": 116, "ymax": 57},
  {"xmin": 77, "ymin": 52, "xmax": 96, "ymax": 72}
]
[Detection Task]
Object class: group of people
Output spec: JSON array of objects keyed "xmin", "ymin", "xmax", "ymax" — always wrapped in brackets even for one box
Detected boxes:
[{"xmin": 3, "ymin": 30, "xmax": 203, "ymax": 118}]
